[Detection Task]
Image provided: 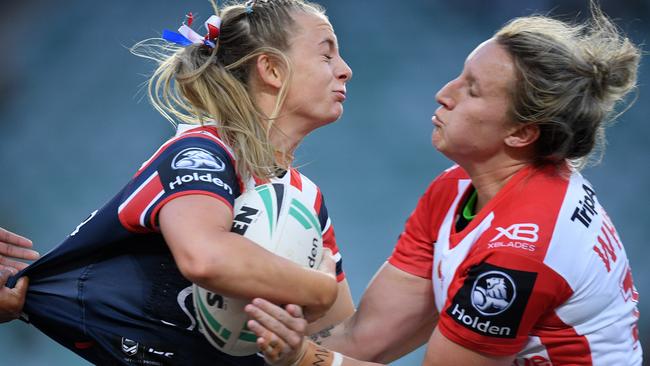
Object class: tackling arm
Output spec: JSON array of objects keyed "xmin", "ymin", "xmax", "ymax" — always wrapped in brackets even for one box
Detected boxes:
[{"xmin": 314, "ymin": 262, "xmax": 437, "ymax": 363}]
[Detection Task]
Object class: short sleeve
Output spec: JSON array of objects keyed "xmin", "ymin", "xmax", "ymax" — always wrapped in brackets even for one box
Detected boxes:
[
  {"xmin": 438, "ymin": 252, "xmax": 571, "ymax": 356},
  {"xmin": 118, "ymin": 135, "xmax": 240, "ymax": 233},
  {"xmin": 317, "ymin": 193, "xmax": 345, "ymax": 282},
  {"xmin": 388, "ymin": 186, "xmax": 437, "ymax": 279}
]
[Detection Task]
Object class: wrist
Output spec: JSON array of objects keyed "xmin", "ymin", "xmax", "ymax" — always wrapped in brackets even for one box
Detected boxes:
[{"xmin": 291, "ymin": 341, "xmax": 343, "ymax": 366}]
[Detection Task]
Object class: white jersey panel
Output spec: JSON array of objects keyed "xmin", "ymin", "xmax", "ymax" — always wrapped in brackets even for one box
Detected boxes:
[{"xmin": 542, "ymin": 173, "xmax": 641, "ymax": 365}]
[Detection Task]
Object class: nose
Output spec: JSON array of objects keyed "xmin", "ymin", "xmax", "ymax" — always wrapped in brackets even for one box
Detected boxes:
[
  {"xmin": 436, "ymin": 78, "xmax": 457, "ymax": 110},
  {"xmin": 337, "ymin": 57, "xmax": 353, "ymax": 82}
]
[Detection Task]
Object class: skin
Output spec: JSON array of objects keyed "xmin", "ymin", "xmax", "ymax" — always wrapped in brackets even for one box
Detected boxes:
[
  {"xmin": 244, "ymin": 39, "xmax": 542, "ymax": 366},
  {"xmin": 0, "ymin": 10, "xmax": 355, "ymax": 330},
  {"xmin": 0, "ymin": 228, "xmax": 38, "ymax": 323}
]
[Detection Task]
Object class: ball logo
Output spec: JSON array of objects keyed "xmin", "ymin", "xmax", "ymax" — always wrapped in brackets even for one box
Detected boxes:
[
  {"xmin": 172, "ymin": 148, "xmax": 225, "ymax": 172},
  {"xmin": 471, "ymin": 271, "xmax": 516, "ymax": 316}
]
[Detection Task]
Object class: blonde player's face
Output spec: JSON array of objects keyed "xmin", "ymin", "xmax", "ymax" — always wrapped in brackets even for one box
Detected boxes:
[
  {"xmin": 431, "ymin": 39, "xmax": 517, "ymax": 165},
  {"xmin": 282, "ymin": 12, "xmax": 352, "ymax": 131}
]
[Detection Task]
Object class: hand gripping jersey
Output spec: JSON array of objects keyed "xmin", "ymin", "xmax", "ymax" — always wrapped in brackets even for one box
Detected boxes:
[
  {"xmin": 389, "ymin": 165, "xmax": 642, "ymax": 365},
  {"xmin": 11, "ymin": 124, "xmax": 345, "ymax": 366}
]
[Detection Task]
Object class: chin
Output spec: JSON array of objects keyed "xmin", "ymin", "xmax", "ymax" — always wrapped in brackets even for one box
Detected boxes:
[{"xmin": 325, "ymin": 110, "xmax": 344, "ymax": 124}]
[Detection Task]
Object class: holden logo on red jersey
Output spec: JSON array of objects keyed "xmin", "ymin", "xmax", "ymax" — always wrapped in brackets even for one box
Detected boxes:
[
  {"xmin": 490, "ymin": 223, "xmax": 539, "ymax": 243},
  {"xmin": 447, "ymin": 263, "xmax": 537, "ymax": 339},
  {"xmin": 471, "ymin": 271, "xmax": 517, "ymax": 316},
  {"xmin": 172, "ymin": 148, "xmax": 225, "ymax": 172}
]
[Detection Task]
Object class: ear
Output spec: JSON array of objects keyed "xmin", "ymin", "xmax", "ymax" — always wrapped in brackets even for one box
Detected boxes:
[
  {"xmin": 254, "ymin": 54, "xmax": 284, "ymax": 89},
  {"xmin": 504, "ymin": 123, "xmax": 540, "ymax": 148}
]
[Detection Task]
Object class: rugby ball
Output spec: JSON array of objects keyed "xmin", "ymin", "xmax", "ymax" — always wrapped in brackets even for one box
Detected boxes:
[{"xmin": 193, "ymin": 183, "xmax": 324, "ymax": 356}]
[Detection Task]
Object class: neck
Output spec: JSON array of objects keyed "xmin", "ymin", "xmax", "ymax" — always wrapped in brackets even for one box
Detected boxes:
[
  {"xmin": 464, "ymin": 160, "xmax": 530, "ymax": 212},
  {"xmin": 255, "ymin": 91, "xmax": 308, "ymax": 169},
  {"xmin": 269, "ymin": 115, "xmax": 313, "ymax": 168}
]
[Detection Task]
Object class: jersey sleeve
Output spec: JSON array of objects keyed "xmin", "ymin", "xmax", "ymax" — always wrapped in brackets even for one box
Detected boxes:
[
  {"xmin": 438, "ymin": 251, "xmax": 572, "ymax": 356},
  {"xmin": 388, "ymin": 182, "xmax": 439, "ymax": 279},
  {"xmin": 118, "ymin": 135, "xmax": 240, "ymax": 233},
  {"xmin": 317, "ymin": 192, "xmax": 345, "ymax": 282}
]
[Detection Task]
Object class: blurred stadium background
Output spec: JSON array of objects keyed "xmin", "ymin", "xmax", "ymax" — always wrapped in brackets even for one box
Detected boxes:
[{"xmin": 0, "ymin": 0, "xmax": 647, "ymax": 364}]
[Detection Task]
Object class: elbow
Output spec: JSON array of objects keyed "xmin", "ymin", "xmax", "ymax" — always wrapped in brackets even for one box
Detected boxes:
[{"xmin": 175, "ymin": 252, "xmax": 226, "ymax": 286}]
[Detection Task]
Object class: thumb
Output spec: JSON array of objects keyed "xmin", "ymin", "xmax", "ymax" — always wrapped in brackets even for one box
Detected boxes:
[{"xmin": 13, "ymin": 277, "xmax": 29, "ymax": 302}]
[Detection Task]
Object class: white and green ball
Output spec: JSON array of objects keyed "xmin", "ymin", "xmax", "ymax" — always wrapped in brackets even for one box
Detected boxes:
[{"xmin": 193, "ymin": 183, "xmax": 324, "ymax": 356}]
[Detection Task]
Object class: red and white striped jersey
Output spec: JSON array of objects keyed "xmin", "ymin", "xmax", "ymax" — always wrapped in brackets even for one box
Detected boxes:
[
  {"xmin": 118, "ymin": 124, "xmax": 344, "ymax": 281},
  {"xmin": 390, "ymin": 165, "xmax": 641, "ymax": 365}
]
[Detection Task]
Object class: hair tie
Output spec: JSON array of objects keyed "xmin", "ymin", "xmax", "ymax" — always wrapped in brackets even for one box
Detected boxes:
[
  {"xmin": 163, "ymin": 13, "xmax": 222, "ymax": 49},
  {"xmin": 244, "ymin": 0, "xmax": 257, "ymax": 14}
]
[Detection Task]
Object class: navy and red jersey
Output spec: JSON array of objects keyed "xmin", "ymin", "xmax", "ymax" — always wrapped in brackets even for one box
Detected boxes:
[
  {"xmin": 389, "ymin": 165, "xmax": 642, "ymax": 365},
  {"xmin": 11, "ymin": 124, "xmax": 345, "ymax": 366}
]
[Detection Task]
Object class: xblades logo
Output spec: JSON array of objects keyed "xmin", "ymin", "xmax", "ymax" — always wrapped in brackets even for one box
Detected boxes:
[{"xmin": 490, "ymin": 223, "xmax": 539, "ymax": 243}]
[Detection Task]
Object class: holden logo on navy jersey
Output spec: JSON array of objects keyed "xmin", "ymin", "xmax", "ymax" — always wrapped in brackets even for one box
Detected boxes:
[
  {"xmin": 471, "ymin": 271, "xmax": 516, "ymax": 316},
  {"xmin": 171, "ymin": 148, "xmax": 225, "ymax": 172},
  {"xmin": 446, "ymin": 263, "xmax": 537, "ymax": 339}
]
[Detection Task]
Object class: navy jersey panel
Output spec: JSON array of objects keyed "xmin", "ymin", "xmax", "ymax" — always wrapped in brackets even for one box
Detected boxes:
[
  {"xmin": 118, "ymin": 135, "xmax": 240, "ymax": 232},
  {"xmin": 15, "ymin": 192, "xmax": 264, "ymax": 365},
  {"xmin": 9, "ymin": 132, "xmax": 264, "ymax": 365}
]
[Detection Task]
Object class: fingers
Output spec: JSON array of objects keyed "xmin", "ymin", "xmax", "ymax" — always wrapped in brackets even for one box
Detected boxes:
[
  {"xmin": 285, "ymin": 304, "xmax": 304, "ymax": 318},
  {"xmin": 14, "ymin": 277, "xmax": 29, "ymax": 297},
  {"xmin": 0, "ymin": 228, "xmax": 39, "ymax": 264},
  {"xmin": 0, "ymin": 242, "xmax": 40, "ymax": 262},
  {"xmin": 0, "ymin": 269, "xmax": 11, "ymax": 287},
  {"xmin": 0, "ymin": 228, "xmax": 33, "ymax": 248},
  {"xmin": 248, "ymin": 299, "xmax": 307, "ymax": 336},
  {"xmin": 250, "ymin": 324, "xmax": 287, "ymax": 363},
  {"xmin": 0, "ymin": 276, "xmax": 28, "ymax": 323},
  {"xmin": 245, "ymin": 300, "xmax": 307, "ymax": 349},
  {"xmin": 0, "ymin": 258, "xmax": 32, "ymax": 274}
]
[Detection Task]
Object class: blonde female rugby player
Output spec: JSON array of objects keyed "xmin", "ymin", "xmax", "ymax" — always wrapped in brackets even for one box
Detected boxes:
[{"xmin": 0, "ymin": 0, "xmax": 353, "ymax": 364}]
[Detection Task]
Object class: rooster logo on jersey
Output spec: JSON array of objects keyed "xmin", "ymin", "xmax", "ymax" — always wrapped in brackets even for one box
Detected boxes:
[
  {"xmin": 471, "ymin": 271, "xmax": 517, "ymax": 316},
  {"xmin": 171, "ymin": 148, "xmax": 225, "ymax": 172}
]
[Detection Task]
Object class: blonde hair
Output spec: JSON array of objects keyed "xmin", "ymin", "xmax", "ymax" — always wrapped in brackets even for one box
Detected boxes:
[
  {"xmin": 132, "ymin": 0, "xmax": 326, "ymax": 180},
  {"xmin": 495, "ymin": 1, "xmax": 640, "ymax": 170}
]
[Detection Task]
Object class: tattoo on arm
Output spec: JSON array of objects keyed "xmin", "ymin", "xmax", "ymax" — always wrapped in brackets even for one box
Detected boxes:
[{"xmin": 309, "ymin": 325, "xmax": 334, "ymax": 345}]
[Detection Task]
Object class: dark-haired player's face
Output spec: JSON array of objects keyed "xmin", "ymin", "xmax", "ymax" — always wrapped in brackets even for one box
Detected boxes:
[{"xmin": 282, "ymin": 12, "xmax": 352, "ymax": 132}]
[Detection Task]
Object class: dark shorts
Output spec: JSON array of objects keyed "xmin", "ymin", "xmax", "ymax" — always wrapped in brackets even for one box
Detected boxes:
[{"xmin": 15, "ymin": 243, "xmax": 265, "ymax": 366}]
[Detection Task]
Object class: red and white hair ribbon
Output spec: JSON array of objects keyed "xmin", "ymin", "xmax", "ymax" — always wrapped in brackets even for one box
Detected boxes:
[{"xmin": 177, "ymin": 14, "xmax": 222, "ymax": 47}]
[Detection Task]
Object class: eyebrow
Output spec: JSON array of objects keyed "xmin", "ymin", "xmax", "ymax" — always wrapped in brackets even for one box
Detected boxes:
[{"xmin": 319, "ymin": 37, "xmax": 338, "ymax": 51}]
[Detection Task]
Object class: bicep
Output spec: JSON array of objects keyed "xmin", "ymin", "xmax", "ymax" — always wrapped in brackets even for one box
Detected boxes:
[
  {"xmin": 159, "ymin": 194, "xmax": 233, "ymax": 265},
  {"xmin": 336, "ymin": 262, "xmax": 437, "ymax": 362},
  {"xmin": 423, "ymin": 327, "xmax": 515, "ymax": 366}
]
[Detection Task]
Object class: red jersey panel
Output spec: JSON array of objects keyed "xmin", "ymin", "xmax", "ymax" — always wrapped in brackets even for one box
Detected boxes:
[{"xmin": 389, "ymin": 165, "xmax": 641, "ymax": 365}]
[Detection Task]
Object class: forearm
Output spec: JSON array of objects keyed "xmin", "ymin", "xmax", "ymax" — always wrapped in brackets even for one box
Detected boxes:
[
  {"xmin": 308, "ymin": 299, "xmax": 429, "ymax": 362},
  {"xmin": 314, "ymin": 263, "xmax": 437, "ymax": 362},
  {"xmin": 182, "ymin": 231, "xmax": 336, "ymax": 308}
]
